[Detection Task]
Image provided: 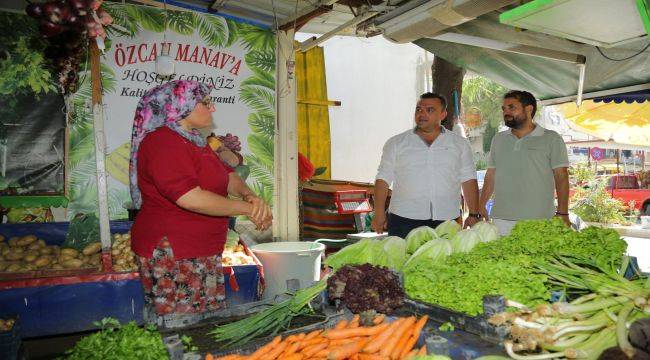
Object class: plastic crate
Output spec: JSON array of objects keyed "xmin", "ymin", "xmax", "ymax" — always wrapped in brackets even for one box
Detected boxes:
[{"xmin": 0, "ymin": 316, "xmax": 20, "ymax": 360}]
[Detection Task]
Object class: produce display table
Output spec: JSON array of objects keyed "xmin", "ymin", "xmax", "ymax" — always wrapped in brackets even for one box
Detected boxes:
[{"xmin": 0, "ymin": 221, "xmax": 263, "ymax": 338}]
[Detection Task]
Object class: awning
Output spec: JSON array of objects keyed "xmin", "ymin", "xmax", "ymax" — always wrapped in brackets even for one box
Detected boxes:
[
  {"xmin": 413, "ymin": 13, "xmax": 650, "ymax": 101},
  {"xmin": 557, "ymin": 100, "xmax": 650, "ymax": 147}
]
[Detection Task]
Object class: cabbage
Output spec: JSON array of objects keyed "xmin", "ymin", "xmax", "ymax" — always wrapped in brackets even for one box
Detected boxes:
[
  {"xmin": 405, "ymin": 226, "xmax": 438, "ymax": 254},
  {"xmin": 379, "ymin": 236, "xmax": 407, "ymax": 270},
  {"xmin": 324, "ymin": 237, "xmax": 407, "ymax": 271},
  {"xmin": 450, "ymin": 229, "xmax": 482, "ymax": 253},
  {"xmin": 403, "ymin": 238, "xmax": 452, "ymax": 272},
  {"xmin": 435, "ymin": 220, "xmax": 461, "ymax": 240},
  {"xmin": 324, "ymin": 239, "xmax": 373, "ymax": 271},
  {"xmin": 472, "ymin": 221, "xmax": 499, "ymax": 243}
]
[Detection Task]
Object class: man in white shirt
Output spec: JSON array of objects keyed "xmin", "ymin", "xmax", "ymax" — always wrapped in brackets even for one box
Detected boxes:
[{"xmin": 371, "ymin": 93, "xmax": 480, "ymax": 238}]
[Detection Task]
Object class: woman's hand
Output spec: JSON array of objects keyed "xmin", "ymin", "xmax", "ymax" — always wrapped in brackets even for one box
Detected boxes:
[{"xmin": 245, "ymin": 194, "xmax": 272, "ymax": 230}]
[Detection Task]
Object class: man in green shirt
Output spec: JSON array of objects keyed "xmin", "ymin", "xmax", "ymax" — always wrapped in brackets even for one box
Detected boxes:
[{"xmin": 479, "ymin": 90, "xmax": 570, "ymax": 235}]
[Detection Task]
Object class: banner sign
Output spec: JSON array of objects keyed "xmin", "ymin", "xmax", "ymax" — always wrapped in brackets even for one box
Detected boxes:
[{"xmin": 65, "ymin": 4, "xmax": 276, "ymax": 219}]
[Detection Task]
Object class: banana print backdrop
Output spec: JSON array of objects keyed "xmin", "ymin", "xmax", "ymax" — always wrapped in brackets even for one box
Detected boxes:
[{"xmin": 67, "ymin": 4, "xmax": 275, "ymax": 220}]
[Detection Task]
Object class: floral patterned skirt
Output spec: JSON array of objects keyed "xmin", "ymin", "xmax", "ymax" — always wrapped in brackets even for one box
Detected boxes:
[{"xmin": 137, "ymin": 238, "xmax": 226, "ymax": 316}]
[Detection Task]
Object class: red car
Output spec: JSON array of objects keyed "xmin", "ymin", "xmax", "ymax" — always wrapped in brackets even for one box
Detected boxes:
[{"xmin": 570, "ymin": 174, "xmax": 650, "ymax": 215}]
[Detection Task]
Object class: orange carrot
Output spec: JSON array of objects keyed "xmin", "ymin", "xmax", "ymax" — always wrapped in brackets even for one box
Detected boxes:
[
  {"xmin": 248, "ymin": 335, "xmax": 281, "ymax": 360},
  {"xmin": 324, "ymin": 323, "xmax": 389, "ymax": 339},
  {"xmin": 359, "ymin": 354, "xmax": 390, "ymax": 360},
  {"xmin": 399, "ymin": 316, "xmax": 429, "ymax": 359},
  {"xmin": 363, "ymin": 318, "xmax": 403, "ymax": 354},
  {"xmin": 380, "ymin": 317, "xmax": 416, "ymax": 358},
  {"xmin": 329, "ymin": 338, "xmax": 358, "ymax": 346},
  {"xmin": 285, "ymin": 334, "xmax": 300, "ymax": 343},
  {"xmin": 327, "ymin": 338, "xmax": 369, "ymax": 360},
  {"xmin": 390, "ymin": 325, "xmax": 413, "ymax": 359},
  {"xmin": 205, "ymin": 354, "xmax": 214, "ymax": 360},
  {"xmin": 417, "ymin": 345, "xmax": 427, "ymax": 355},
  {"xmin": 351, "ymin": 354, "xmax": 360, "ymax": 360},
  {"xmin": 334, "ymin": 319, "xmax": 348, "ymax": 329},
  {"xmin": 348, "ymin": 314, "xmax": 361, "ymax": 328},
  {"xmin": 214, "ymin": 355, "xmax": 243, "ymax": 360},
  {"xmin": 298, "ymin": 337, "xmax": 327, "ymax": 350},
  {"xmin": 265, "ymin": 341, "xmax": 288, "ymax": 360},
  {"xmin": 314, "ymin": 349, "xmax": 331, "ymax": 358},
  {"xmin": 305, "ymin": 329, "xmax": 322, "ymax": 340},
  {"xmin": 283, "ymin": 354, "xmax": 304, "ymax": 360},
  {"xmin": 283, "ymin": 341, "xmax": 301, "ymax": 356},
  {"xmin": 302, "ymin": 342, "xmax": 329, "ymax": 357},
  {"xmin": 373, "ymin": 314, "xmax": 386, "ymax": 325}
]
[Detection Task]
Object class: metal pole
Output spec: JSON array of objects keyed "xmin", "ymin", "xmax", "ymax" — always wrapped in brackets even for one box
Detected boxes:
[{"xmin": 90, "ymin": 40, "xmax": 112, "ymax": 262}]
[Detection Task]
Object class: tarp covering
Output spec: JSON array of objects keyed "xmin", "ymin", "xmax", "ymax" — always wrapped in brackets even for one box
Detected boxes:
[
  {"xmin": 413, "ymin": 14, "xmax": 650, "ymax": 101},
  {"xmin": 557, "ymin": 100, "xmax": 650, "ymax": 147}
]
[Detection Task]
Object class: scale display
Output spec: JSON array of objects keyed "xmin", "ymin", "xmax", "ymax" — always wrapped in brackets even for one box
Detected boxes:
[{"xmin": 334, "ymin": 190, "xmax": 372, "ymax": 214}]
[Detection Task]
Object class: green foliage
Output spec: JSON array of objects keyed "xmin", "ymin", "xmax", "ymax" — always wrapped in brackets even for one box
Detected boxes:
[
  {"xmin": 66, "ymin": 319, "xmax": 168, "ymax": 360},
  {"xmin": 571, "ymin": 180, "xmax": 627, "ymax": 224},
  {"xmin": 462, "ymin": 76, "xmax": 508, "ymax": 129},
  {"xmin": 245, "ymin": 50, "xmax": 275, "ymax": 73},
  {"xmin": 569, "ymin": 163, "xmax": 595, "ymax": 185},
  {"xmin": 239, "ymin": 31, "xmax": 276, "ymax": 204},
  {"xmin": 196, "ymin": 13, "xmax": 229, "ymax": 47},
  {"xmin": 125, "ymin": 5, "xmax": 166, "ymax": 33},
  {"xmin": 64, "ymin": 213, "xmax": 100, "ymax": 250},
  {"xmin": 248, "ymin": 111, "xmax": 275, "ymax": 140},
  {"xmin": 104, "ymin": 4, "xmax": 140, "ymax": 37},
  {"xmin": 404, "ymin": 218, "xmax": 627, "ymax": 315},
  {"xmin": 0, "ymin": 38, "xmax": 55, "ymax": 96},
  {"xmin": 314, "ymin": 167, "xmax": 327, "ymax": 176},
  {"xmin": 475, "ymin": 158, "xmax": 487, "ymax": 170},
  {"xmin": 0, "ymin": 13, "xmax": 56, "ymax": 125},
  {"xmin": 181, "ymin": 335, "xmax": 198, "ymax": 353},
  {"xmin": 238, "ymin": 23, "xmax": 275, "ymax": 53},
  {"xmin": 482, "ymin": 123, "xmax": 497, "ymax": 153},
  {"xmin": 462, "ymin": 75, "xmax": 507, "ymax": 154},
  {"xmin": 166, "ymin": 11, "xmax": 195, "ymax": 35}
]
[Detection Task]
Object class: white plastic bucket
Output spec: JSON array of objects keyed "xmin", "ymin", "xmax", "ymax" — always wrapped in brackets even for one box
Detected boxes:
[{"xmin": 250, "ymin": 242, "xmax": 325, "ymax": 301}]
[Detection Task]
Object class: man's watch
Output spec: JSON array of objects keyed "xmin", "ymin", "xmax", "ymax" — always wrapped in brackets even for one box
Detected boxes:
[{"xmin": 468, "ymin": 213, "xmax": 482, "ymax": 219}]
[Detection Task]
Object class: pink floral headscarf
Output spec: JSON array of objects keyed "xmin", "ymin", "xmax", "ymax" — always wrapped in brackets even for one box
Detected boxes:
[{"xmin": 129, "ymin": 80, "xmax": 213, "ymax": 208}]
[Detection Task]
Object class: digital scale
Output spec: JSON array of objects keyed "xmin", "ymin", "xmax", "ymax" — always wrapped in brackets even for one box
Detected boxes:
[
  {"xmin": 301, "ymin": 180, "xmax": 375, "ymax": 240},
  {"xmin": 333, "ymin": 190, "xmax": 373, "ymax": 232}
]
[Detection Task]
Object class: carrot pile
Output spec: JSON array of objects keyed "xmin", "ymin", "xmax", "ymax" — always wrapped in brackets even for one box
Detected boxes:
[{"xmin": 205, "ymin": 314, "xmax": 429, "ymax": 360}]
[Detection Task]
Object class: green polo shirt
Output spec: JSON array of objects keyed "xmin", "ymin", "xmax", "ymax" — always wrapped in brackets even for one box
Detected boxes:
[{"xmin": 488, "ymin": 125, "xmax": 569, "ymax": 221}]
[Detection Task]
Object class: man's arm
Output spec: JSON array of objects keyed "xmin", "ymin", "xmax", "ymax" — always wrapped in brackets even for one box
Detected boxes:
[
  {"xmin": 462, "ymin": 179, "xmax": 480, "ymax": 227},
  {"xmin": 371, "ymin": 179, "xmax": 390, "ymax": 234},
  {"xmin": 553, "ymin": 167, "xmax": 570, "ymax": 226},
  {"xmin": 479, "ymin": 168, "xmax": 495, "ymax": 220}
]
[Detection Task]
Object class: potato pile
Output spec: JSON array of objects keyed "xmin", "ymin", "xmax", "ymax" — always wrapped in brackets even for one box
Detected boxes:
[
  {"xmin": 111, "ymin": 231, "xmax": 137, "ymax": 272},
  {"xmin": 222, "ymin": 244, "xmax": 256, "ymax": 266},
  {"xmin": 0, "ymin": 234, "xmax": 102, "ymax": 273},
  {"xmin": 0, "ymin": 318, "xmax": 15, "ymax": 332}
]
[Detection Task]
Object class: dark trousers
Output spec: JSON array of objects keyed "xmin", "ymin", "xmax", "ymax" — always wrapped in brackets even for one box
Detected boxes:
[{"xmin": 387, "ymin": 213, "xmax": 444, "ymax": 239}]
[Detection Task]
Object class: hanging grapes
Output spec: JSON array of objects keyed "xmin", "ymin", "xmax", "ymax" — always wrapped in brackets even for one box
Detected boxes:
[{"xmin": 25, "ymin": 0, "xmax": 113, "ymax": 93}]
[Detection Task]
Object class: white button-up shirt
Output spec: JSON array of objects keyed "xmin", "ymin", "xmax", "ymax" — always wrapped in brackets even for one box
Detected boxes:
[{"xmin": 376, "ymin": 127, "xmax": 476, "ymax": 221}]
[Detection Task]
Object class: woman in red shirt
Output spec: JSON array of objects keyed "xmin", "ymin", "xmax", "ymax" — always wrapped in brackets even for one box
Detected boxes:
[{"xmin": 129, "ymin": 80, "xmax": 271, "ymax": 320}]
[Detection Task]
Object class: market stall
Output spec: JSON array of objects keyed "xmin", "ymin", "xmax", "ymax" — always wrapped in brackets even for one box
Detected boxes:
[{"xmin": 1, "ymin": 0, "xmax": 650, "ymax": 359}]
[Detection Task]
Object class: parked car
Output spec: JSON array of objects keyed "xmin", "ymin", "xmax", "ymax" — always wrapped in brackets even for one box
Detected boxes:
[{"xmin": 570, "ymin": 174, "xmax": 650, "ymax": 215}]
